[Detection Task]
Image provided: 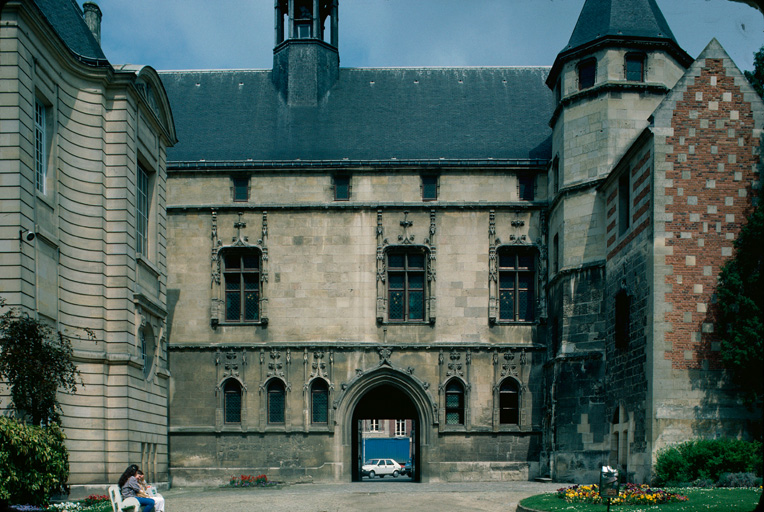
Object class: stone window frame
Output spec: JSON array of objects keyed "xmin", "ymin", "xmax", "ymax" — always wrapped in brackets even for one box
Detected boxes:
[
  {"xmin": 34, "ymin": 98, "xmax": 48, "ymax": 194},
  {"xmin": 625, "ymin": 52, "xmax": 646, "ymax": 82},
  {"xmin": 384, "ymin": 247, "xmax": 431, "ymax": 324},
  {"xmin": 498, "ymin": 377, "xmax": 521, "ymax": 426},
  {"xmin": 517, "ymin": 173, "xmax": 535, "ymax": 201},
  {"xmin": 578, "ymin": 57, "xmax": 597, "ymax": 90},
  {"xmin": 231, "ymin": 175, "xmax": 250, "ymax": 202},
  {"xmin": 136, "ymin": 163, "xmax": 151, "ymax": 257},
  {"xmin": 333, "ymin": 173, "xmax": 351, "ymax": 201},
  {"xmin": 309, "ymin": 377, "xmax": 330, "ymax": 425},
  {"xmin": 223, "ymin": 378, "xmax": 243, "ymax": 424},
  {"xmin": 495, "ymin": 246, "xmax": 539, "ymax": 324},
  {"xmin": 421, "ymin": 174, "xmax": 439, "ymax": 201},
  {"xmin": 216, "ymin": 373, "xmax": 247, "ymax": 431},
  {"xmin": 443, "ymin": 377, "xmax": 467, "ymax": 427},
  {"xmin": 265, "ymin": 377, "xmax": 287, "ymax": 426},
  {"xmin": 221, "ymin": 248, "xmax": 263, "ymax": 324},
  {"xmin": 211, "ymin": 211, "xmax": 269, "ymax": 327},
  {"xmin": 609, "ymin": 404, "xmax": 631, "ymax": 473}
]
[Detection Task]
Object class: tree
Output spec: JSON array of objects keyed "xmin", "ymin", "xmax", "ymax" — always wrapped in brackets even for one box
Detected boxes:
[
  {"xmin": 715, "ymin": 204, "xmax": 764, "ymax": 407},
  {"xmin": 0, "ymin": 303, "xmax": 81, "ymax": 426},
  {"xmin": 745, "ymin": 45, "xmax": 764, "ymax": 99}
]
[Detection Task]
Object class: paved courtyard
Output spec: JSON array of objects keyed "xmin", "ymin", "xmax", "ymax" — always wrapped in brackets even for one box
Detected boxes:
[{"xmin": 161, "ymin": 480, "xmax": 561, "ymax": 512}]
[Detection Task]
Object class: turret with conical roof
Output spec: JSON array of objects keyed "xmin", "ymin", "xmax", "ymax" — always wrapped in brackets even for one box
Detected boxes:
[{"xmin": 543, "ymin": 0, "xmax": 693, "ymax": 483}]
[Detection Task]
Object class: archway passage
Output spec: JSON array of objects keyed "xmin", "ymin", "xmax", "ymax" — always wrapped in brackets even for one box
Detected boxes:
[{"xmin": 351, "ymin": 384, "xmax": 421, "ymax": 482}]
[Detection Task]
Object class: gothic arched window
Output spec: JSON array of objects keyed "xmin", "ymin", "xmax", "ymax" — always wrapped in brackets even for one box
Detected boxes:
[
  {"xmin": 223, "ymin": 250, "xmax": 261, "ymax": 323},
  {"xmin": 445, "ymin": 380, "xmax": 465, "ymax": 425},
  {"xmin": 311, "ymin": 379, "xmax": 329, "ymax": 424},
  {"xmin": 267, "ymin": 380, "xmax": 286, "ymax": 424},
  {"xmin": 224, "ymin": 379, "xmax": 242, "ymax": 424},
  {"xmin": 499, "ymin": 379, "xmax": 520, "ymax": 425}
]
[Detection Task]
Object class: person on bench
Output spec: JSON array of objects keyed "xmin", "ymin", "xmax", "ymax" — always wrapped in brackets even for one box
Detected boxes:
[{"xmin": 118, "ymin": 465, "xmax": 155, "ymax": 512}]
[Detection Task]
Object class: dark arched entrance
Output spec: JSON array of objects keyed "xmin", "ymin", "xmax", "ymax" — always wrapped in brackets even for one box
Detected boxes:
[{"xmin": 351, "ymin": 384, "xmax": 421, "ymax": 482}]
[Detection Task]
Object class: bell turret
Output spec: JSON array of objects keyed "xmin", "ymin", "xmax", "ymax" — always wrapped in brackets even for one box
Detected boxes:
[{"xmin": 273, "ymin": 0, "xmax": 339, "ymax": 106}]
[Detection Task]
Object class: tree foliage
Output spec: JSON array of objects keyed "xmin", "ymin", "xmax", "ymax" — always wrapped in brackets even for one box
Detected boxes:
[
  {"xmin": 0, "ymin": 304, "xmax": 81, "ymax": 426},
  {"xmin": 715, "ymin": 205, "xmax": 764, "ymax": 407},
  {"xmin": 0, "ymin": 417, "xmax": 70, "ymax": 506},
  {"xmin": 745, "ymin": 45, "xmax": 764, "ymax": 99}
]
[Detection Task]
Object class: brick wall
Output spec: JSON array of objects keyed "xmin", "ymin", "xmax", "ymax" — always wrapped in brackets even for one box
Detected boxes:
[{"xmin": 662, "ymin": 58, "xmax": 759, "ymax": 370}]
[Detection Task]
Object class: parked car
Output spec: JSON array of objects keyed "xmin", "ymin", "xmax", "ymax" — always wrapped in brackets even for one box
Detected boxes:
[
  {"xmin": 361, "ymin": 458, "xmax": 402, "ymax": 478},
  {"xmin": 399, "ymin": 460, "xmax": 412, "ymax": 477}
]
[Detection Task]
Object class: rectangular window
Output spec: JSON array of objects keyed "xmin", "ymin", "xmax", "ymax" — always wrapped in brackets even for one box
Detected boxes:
[
  {"xmin": 224, "ymin": 251, "xmax": 261, "ymax": 322},
  {"xmin": 498, "ymin": 249, "xmax": 536, "ymax": 322},
  {"xmin": 368, "ymin": 419, "xmax": 379, "ymax": 432},
  {"xmin": 618, "ymin": 173, "xmax": 630, "ymax": 236},
  {"xmin": 233, "ymin": 177, "xmax": 249, "ymax": 202},
  {"xmin": 421, "ymin": 175, "xmax": 438, "ymax": 201},
  {"xmin": 334, "ymin": 175, "xmax": 350, "ymax": 201},
  {"xmin": 388, "ymin": 250, "xmax": 427, "ymax": 322},
  {"xmin": 578, "ymin": 59, "xmax": 596, "ymax": 90},
  {"xmin": 552, "ymin": 157, "xmax": 560, "ymax": 194},
  {"xmin": 625, "ymin": 53, "xmax": 645, "ymax": 82},
  {"xmin": 34, "ymin": 100, "xmax": 46, "ymax": 194},
  {"xmin": 518, "ymin": 174, "xmax": 534, "ymax": 201},
  {"xmin": 136, "ymin": 165, "xmax": 150, "ymax": 255},
  {"xmin": 395, "ymin": 419, "xmax": 406, "ymax": 436}
]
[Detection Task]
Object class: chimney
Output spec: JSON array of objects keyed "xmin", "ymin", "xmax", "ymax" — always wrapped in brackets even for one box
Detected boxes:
[{"xmin": 83, "ymin": 1, "xmax": 102, "ymax": 45}]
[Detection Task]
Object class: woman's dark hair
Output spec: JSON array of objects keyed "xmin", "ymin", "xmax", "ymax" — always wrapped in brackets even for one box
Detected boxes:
[{"xmin": 117, "ymin": 464, "xmax": 139, "ymax": 487}]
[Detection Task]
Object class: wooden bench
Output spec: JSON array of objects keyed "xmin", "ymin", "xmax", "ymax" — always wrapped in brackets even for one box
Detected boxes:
[{"xmin": 108, "ymin": 485, "xmax": 141, "ymax": 512}]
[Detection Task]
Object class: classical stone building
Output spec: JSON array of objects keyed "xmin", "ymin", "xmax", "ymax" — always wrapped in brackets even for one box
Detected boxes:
[
  {"xmin": 0, "ymin": 0, "xmax": 176, "ymax": 495},
  {"xmin": 1, "ymin": 0, "xmax": 762, "ymax": 491}
]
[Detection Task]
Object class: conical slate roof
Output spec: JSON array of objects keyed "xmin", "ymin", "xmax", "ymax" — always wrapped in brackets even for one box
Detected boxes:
[{"xmin": 564, "ymin": 0, "xmax": 678, "ymax": 53}]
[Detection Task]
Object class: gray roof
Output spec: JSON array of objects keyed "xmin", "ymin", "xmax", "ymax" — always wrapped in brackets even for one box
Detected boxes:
[
  {"xmin": 564, "ymin": 0, "xmax": 678, "ymax": 53},
  {"xmin": 160, "ymin": 67, "xmax": 554, "ymax": 164},
  {"xmin": 32, "ymin": 0, "xmax": 108, "ymax": 66}
]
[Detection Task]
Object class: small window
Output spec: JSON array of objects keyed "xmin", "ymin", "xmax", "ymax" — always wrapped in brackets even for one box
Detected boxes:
[
  {"xmin": 618, "ymin": 173, "xmax": 630, "ymax": 236},
  {"xmin": 395, "ymin": 419, "xmax": 406, "ymax": 436},
  {"xmin": 445, "ymin": 380, "xmax": 465, "ymax": 425},
  {"xmin": 422, "ymin": 175, "xmax": 438, "ymax": 201},
  {"xmin": 311, "ymin": 379, "xmax": 329, "ymax": 424},
  {"xmin": 625, "ymin": 53, "xmax": 645, "ymax": 82},
  {"xmin": 267, "ymin": 380, "xmax": 285, "ymax": 424},
  {"xmin": 615, "ymin": 290, "xmax": 631, "ymax": 350},
  {"xmin": 136, "ymin": 165, "xmax": 151, "ymax": 256},
  {"xmin": 34, "ymin": 100, "xmax": 47, "ymax": 194},
  {"xmin": 498, "ymin": 248, "xmax": 536, "ymax": 322},
  {"xmin": 368, "ymin": 419, "xmax": 380, "ymax": 432},
  {"xmin": 499, "ymin": 379, "xmax": 520, "ymax": 425},
  {"xmin": 223, "ymin": 250, "xmax": 261, "ymax": 322},
  {"xmin": 224, "ymin": 379, "xmax": 242, "ymax": 424},
  {"xmin": 518, "ymin": 174, "xmax": 534, "ymax": 201},
  {"xmin": 232, "ymin": 177, "xmax": 249, "ymax": 202},
  {"xmin": 387, "ymin": 249, "xmax": 428, "ymax": 322},
  {"xmin": 578, "ymin": 58, "xmax": 596, "ymax": 90},
  {"xmin": 334, "ymin": 175, "xmax": 350, "ymax": 201},
  {"xmin": 551, "ymin": 157, "xmax": 560, "ymax": 194}
]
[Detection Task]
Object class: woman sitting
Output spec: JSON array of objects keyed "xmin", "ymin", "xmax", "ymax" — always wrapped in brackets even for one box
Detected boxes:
[
  {"xmin": 118, "ymin": 465, "xmax": 155, "ymax": 512},
  {"xmin": 136, "ymin": 469, "xmax": 165, "ymax": 512}
]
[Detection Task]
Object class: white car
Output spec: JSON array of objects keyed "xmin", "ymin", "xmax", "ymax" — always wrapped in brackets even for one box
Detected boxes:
[{"xmin": 361, "ymin": 458, "xmax": 402, "ymax": 478}]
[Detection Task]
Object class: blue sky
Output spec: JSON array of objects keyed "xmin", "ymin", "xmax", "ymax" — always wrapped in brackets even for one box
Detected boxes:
[{"xmin": 92, "ymin": 0, "xmax": 763, "ymax": 72}]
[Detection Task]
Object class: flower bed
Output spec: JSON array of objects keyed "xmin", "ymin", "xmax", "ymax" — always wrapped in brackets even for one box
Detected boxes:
[
  {"xmin": 226, "ymin": 474, "xmax": 277, "ymax": 488},
  {"xmin": 8, "ymin": 495, "xmax": 111, "ymax": 512},
  {"xmin": 557, "ymin": 483, "xmax": 689, "ymax": 506}
]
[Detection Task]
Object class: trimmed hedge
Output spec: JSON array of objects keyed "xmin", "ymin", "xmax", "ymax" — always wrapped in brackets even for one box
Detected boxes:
[
  {"xmin": 0, "ymin": 417, "xmax": 69, "ymax": 506},
  {"xmin": 653, "ymin": 438, "xmax": 762, "ymax": 486}
]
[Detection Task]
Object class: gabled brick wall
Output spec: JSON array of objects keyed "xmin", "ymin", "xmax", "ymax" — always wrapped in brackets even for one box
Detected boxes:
[{"xmin": 662, "ymin": 58, "xmax": 759, "ymax": 371}]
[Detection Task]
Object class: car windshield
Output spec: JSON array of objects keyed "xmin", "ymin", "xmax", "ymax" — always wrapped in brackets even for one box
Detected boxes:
[{"xmin": 366, "ymin": 459, "xmax": 380, "ymax": 465}]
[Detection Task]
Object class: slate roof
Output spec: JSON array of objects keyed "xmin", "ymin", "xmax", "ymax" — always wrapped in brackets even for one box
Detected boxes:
[
  {"xmin": 160, "ymin": 67, "xmax": 554, "ymax": 164},
  {"xmin": 563, "ymin": 0, "xmax": 678, "ymax": 53},
  {"xmin": 31, "ymin": 0, "xmax": 108, "ymax": 66}
]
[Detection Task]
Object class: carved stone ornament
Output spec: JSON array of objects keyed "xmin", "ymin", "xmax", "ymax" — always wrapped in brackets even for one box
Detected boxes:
[
  {"xmin": 501, "ymin": 351, "xmax": 518, "ymax": 377},
  {"xmin": 447, "ymin": 350, "xmax": 464, "ymax": 377},
  {"xmin": 378, "ymin": 346, "xmax": 393, "ymax": 366},
  {"xmin": 267, "ymin": 349, "xmax": 284, "ymax": 378}
]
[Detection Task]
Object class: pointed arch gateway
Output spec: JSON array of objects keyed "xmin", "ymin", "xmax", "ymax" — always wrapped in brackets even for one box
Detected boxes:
[{"xmin": 335, "ymin": 366, "xmax": 436, "ymax": 482}]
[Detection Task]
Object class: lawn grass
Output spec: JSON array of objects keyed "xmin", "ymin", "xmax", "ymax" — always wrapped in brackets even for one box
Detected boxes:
[{"xmin": 519, "ymin": 487, "xmax": 762, "ymax": 511}]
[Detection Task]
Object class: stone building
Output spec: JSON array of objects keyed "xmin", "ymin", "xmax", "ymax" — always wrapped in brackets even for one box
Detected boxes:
[
  {"xmin": 1, "ymin": 0, "xmax": 761, "ymax": 491},
  {"xmin": 0, "ymin": 0, "xmax": 176, "ymax": 495}
]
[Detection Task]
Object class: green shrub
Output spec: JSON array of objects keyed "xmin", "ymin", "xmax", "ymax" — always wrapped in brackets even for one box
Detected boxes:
[
  {"xmin": 716, "ymin": 472, "xmax": 762, "ymax": 488},
  {"xmin": 654, "ymin": 438, "xmax": 763, "ymax": 486},
  {"xmin": 0, "ymin": 417, "xmax": 69, "ymax": 506}
]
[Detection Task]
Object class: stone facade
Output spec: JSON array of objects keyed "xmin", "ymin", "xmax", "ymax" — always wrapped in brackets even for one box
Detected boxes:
[
  {"xmin": 0, "ymin": 0, "xmax": 175, "ymax": 496},
  {"xmin": 2, "ymin": 0, "xmax": 762, "ymax": 491}
]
